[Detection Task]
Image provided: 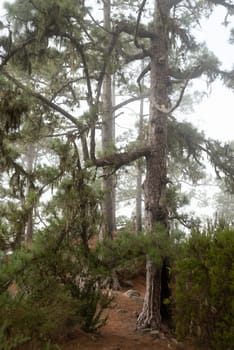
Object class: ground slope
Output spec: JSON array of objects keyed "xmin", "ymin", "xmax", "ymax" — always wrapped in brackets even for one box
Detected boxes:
[{"xmin": 62, "ymin": 275, "xmax": 201, "ymax": 350}]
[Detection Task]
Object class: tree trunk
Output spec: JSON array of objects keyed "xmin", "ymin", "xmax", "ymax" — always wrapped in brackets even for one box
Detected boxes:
[
  {"xmin": 25, "ymin": 143, "xmax": 35, "ymax": 242},
  {"xmin": 101, "ymin": 0, "xmax": 115, "ymax": 239},
  {"xmin": 135, "ymin": 68, "xmax": 144, "ymax": 233},
  {"xmin": 135, "ymin": 159, "xmax": 143, "ymax": 233},
  {"xmin": 137, "ymin": 0, "xmax": 170, "ymax": 329},
  {"xmin": 111, "ymin": 75, "xmax": 116, "ymax": 230}
]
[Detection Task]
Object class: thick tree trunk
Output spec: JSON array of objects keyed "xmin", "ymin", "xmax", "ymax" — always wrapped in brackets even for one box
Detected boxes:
[
  {"xmin": 101, "ymin": 0, "xmax": 115, "ymax": 239},
  {"xmin": 135, "ymin": 159, "xmax": 143, "ymax": 233},
  {"xmin": 137, "ymin": 0, "xmax": 170, "ymax": 329}
]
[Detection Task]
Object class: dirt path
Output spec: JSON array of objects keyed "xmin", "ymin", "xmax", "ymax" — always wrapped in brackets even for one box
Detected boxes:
[{"xmin": 62, "ymin": 275, "xmax": 199, "ymax": 350}]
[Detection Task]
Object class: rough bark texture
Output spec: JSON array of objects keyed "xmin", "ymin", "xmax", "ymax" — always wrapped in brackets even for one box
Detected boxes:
[
  {"xmin": 135, "ymin": 67, "xmax": 145, "ymax": 233},
  {"xmin": 137, "ymin": 0, "xmax": 170, "ymax": 329},
  {"xmin": 135, "ymin": 159, "xmax": 143, "ymax": 233},
  {"xmin": 101, "ymin": 0, "xmax": 115, "ymax": 239}
]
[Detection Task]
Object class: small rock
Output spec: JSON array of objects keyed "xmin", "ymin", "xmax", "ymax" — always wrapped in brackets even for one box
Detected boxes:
[
  {"xmin": 150, "ymin": 330, "xmax": 160, "ymax": 338},
  {"xmin": 124, "ymin": 289, "xmax": 141, "ymax": 298}
]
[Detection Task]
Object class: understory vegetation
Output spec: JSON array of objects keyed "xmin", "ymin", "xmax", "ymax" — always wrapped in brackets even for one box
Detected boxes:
[
  {"xmin": 0, "ymin": 234, "xmax": 113, "ymax": 349},
  {"xmin": 0, "ymin": 225, "xmax": 233, "ymax": 349},
  {"xmin": 174, "ymin": 226, "xmax": 234, "ymax": 350}
]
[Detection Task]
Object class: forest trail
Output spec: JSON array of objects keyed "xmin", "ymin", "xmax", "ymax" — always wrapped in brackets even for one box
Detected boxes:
[{"xmin": 62, "ymin": 275, "xmax": 200, "ymax": 350}]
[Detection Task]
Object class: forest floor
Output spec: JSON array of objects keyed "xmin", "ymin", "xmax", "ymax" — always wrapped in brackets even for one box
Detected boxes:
[{"xmin": 61, "ymin": 274, "xmax": 202, "ymax": 350}]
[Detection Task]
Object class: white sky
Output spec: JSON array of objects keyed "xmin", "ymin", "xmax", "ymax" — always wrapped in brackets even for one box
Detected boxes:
[{"xmin": 188, "ymin": 7, "xmax": 234, "ymax": 143}]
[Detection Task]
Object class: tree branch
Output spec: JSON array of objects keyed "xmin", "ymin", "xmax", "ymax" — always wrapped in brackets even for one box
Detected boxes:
[
  {"xmin": 2, "ymin": 70, "xmax": 82, "ymax": 128},
  {"xmin": 60, "ymin": 32, "xmax": 93, "ymax": 104},
  {"xmin": 93, "ymin": 145, "xmax": 150, "ymax": 169},
  {"xmin": 0, "ymin": 38, "xmax": 34, "ymax": 69},
  {"xmin": 207, "ymin": 0, "xmax": 234, "ymax": 11},
  {"xmin": 123, "ymin": 51, "xmax": 150, "ymax": 64},
  {"xmin": 116, "ymin": 20, "xmax": 157, "ymax": 39},
  {"xmin": 137, "ymin": 63, "xmax": 151, "ymax": 90},
  {"xmin": 112, "ymin": 92, "xmax": 149, "ymax": 113},
  {"xmin": 134, "ymin": 0, "xmax": 148, "ymax": 48}
]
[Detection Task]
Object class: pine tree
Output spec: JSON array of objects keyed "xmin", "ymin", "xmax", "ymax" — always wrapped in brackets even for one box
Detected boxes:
[{"xmin": 1, "ymin": 0, "xmax": 234, "ymax": 331}]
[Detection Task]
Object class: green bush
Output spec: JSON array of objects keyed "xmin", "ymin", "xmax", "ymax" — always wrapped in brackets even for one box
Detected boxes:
[
  {"xmin": 0, "ymin": 234, "xmax": 113, "ymax": 349},
  {"xmin": 174, "ymin": 227, "xmax": 234, "ymax": 349}
]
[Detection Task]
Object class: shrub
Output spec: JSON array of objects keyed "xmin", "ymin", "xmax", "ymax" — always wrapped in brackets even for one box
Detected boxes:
[
  {"xmin": 174, "ymin": 227, "xmax": 234, "ymax": 349},
  {"xmin": 0, "ymin": 234, "xmax": 113, "ymax": 349}
]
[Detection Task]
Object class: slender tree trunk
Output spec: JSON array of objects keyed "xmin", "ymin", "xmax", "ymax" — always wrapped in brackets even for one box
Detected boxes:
[
  {"xmin": 25, "ymin": 143, "xmax": 35, "ymax": 242},
  {"xmin": 111, "ymin": 75, "xmax": 116, "ymax": 231},
  {"xmin": 101, "ymin": 0, "xmax": 115, "ymax": 239},
  {"xmin": 137, "ymin": 0, "xmax": 170, "ymax": 329},
  {"xmin": 135, "ymin": 61, "xmax": 145, "ymax": 233}
]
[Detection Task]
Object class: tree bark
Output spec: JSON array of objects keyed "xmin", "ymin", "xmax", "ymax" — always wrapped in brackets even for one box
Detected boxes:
[
  {"xmin": 135, "ymin": 61, "xmax": 145, "ymax": 233},
  {"xmin": 101, "ymin": 0, "xmax": 115, "ymax": 239},
  {"xmin": 25, "ymin": 143, "xmax": 35, "ymax": 242},
  {"xmin": 137, "ymin": 0, "xmax": 170, "ymax": 329},
  {"xmin": 135, "ymin": 159, "xmax": 143, "ymax": 233}
]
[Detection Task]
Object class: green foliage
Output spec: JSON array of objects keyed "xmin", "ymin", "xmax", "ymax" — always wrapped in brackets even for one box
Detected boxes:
[
  {"xmin": 0, "ymin": 321, "xmax": 30, "ymax": 350},
  {"xmin": 0, "ymin": 88, "xmax": 28, "ymax": 133},
  {"xmin": 95, "ymin": 227, "xmax": 173, "ymax": 273},
  {"xmin": 0, "ymin": 234, "xmax": 113, "ymax": 349},
  {"xmin": 174, "ymin": 227, "xmax": 234, "ymax": 349},
  {"xmin": 77, "ymin": 279, "xmax": 113, "ymax": 332}
]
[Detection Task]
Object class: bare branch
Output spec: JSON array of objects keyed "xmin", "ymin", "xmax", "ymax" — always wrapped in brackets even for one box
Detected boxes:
[
  {"xmin": 112, "ymin": 93, "xmax": 149, "ymax": 113},
  {"xmin": 137, "ymin": 63, "xmax": 151, "ymax": 90}
]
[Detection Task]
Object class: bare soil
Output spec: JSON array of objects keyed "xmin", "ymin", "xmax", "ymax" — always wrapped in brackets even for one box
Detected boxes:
[{"xmin": 61, "ymin": 275, "xmax": 201, "ymax": 350}]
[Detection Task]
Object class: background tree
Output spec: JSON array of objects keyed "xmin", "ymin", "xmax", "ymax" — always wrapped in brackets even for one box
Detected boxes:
[{"xmin": 101, "ymin": 0, "xmax": 116, "ymax": 239}]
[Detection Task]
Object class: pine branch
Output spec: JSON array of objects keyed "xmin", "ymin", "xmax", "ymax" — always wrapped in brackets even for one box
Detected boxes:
[
  {"xmin": 59, "ymin": 32, "xmax": 93, "ymax": 104},
  {"xmin": 116, "ymin": 20, "xmax": 157, "ymax": 39},
  {"xmin": 2, "ymin": 70, "xmax": 82, "ymax": 128},
  {"xmin": 93, "ymin": 145, "xmax": 150, "ymax": 170},
  {"xmin": 0, "ymin": 38, "xmax": 34, "ymax": 69},
  {"xmin": 134, "ymin": 0, "xmax": 148, "ymax": 49}
]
